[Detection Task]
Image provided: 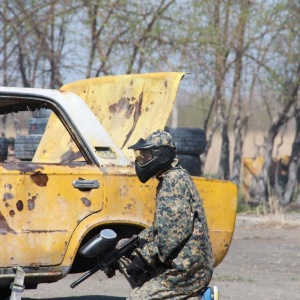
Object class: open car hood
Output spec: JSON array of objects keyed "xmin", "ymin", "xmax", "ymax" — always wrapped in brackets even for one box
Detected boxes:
[{"xmin": 60, "ymin": 72, "xmax": 185, "ymax": 161}]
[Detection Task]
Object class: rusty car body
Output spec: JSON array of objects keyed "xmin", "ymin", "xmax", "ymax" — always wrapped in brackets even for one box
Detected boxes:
[{"xmin": 0, "ymin": 72, "xmax": 237, "ymax": 297}]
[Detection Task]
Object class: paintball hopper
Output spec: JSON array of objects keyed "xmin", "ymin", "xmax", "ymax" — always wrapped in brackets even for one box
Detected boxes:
[{"xmin": 79, "ymin": 229, "xmax": 117, "ymax": 258}]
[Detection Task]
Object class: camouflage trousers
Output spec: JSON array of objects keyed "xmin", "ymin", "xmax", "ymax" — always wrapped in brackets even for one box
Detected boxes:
[{"xmin": 118, "ymin": 258, "xmax": 201, "ymax": 300}]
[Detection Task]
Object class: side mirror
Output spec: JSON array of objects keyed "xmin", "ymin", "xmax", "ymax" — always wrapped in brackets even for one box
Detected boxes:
[{"xmin": 79, "ymin": 229, "xmax": 117, "ymax": 258}]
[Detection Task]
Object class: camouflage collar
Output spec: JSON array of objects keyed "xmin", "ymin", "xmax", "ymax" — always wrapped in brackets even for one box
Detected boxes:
[{"xmin": 156, "ymin": 157, "xmax": 181, "ymax": 180}]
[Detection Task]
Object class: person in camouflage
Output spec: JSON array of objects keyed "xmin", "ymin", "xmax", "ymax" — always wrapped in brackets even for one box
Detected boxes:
[{"xmin": 122, "ymin": 129, "xmax": 214, "ymax": 300}]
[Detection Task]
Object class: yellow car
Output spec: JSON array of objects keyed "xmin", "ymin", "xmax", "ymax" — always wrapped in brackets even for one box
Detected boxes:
[{"xmin": 0, "ymin": 72, "xmax": 237, "ymax": 298}]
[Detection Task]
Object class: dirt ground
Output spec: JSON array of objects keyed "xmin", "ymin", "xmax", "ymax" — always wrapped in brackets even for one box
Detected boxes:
[
  {"xmin": 21, "ymin": 214, "xmax": 300, "ymax": 300},
  {"xmin": 212, "ymin": 214, "xmax": 300, "ymax": 300}
]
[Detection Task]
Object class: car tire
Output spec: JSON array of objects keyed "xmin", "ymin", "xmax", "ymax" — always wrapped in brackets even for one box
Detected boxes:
[
  {"xmin": 177, "ymin": 154, "xmax": 201, "ymax": 176},
  {"xmin": 166, "ymin": 127, "xmax": 206, "ymax": 155},
  {"xmin": 0, "ymin": 137, "xmax": 8, "ymax": 161},
  {"xmin": 32, "ymin": 108, "xmax": 51, "ymax": 118},
  {"xmin": 28, "ymin": 117, "xmax": 49, "ymax": 134},
  {"xmin": 15, "ymin": 135, "xmax": 43, "ymax": 161}
]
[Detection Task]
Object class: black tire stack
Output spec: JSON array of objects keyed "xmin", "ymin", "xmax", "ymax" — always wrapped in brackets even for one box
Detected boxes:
[
  {"xmin": 166, "ymin": 127, "xmax": 206, "ymax": 176},
  {"xmin": 0, "ymin": 137, "xmax": 8, "ymax": 161},
  {"xmin": 15, "ymin": 109, "xmax": 51, "ymax": 161}
]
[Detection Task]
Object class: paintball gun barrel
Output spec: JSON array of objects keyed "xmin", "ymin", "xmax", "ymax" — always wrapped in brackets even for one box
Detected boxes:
[{"xmin": 70, "ymin": 229, "xmax": 139, "ymax": 289}]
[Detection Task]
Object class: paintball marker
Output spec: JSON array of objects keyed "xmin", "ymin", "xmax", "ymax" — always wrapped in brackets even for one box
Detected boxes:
[{"xmin": 70, "ymin": 229, "xmax": 139, "ymax": 289}]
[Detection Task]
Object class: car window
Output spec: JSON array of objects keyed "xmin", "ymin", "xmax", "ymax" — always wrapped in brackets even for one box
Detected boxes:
[{"xmin": 0, "ymin": 106, "xmax": 86, "ymax": 165}]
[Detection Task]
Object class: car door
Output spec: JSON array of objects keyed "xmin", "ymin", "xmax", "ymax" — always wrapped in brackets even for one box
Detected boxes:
[{"xmin": 0, "ymin": 99, "xmax": 104, "ymax": 268}]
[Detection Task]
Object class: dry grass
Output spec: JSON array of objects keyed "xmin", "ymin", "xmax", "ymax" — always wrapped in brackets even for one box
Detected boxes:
[{"xmin": 238, "ymin": 190, "xmax": 300, "ymax": 228}]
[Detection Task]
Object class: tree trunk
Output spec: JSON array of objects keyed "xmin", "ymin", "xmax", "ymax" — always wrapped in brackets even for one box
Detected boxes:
[
  {"xmin": 230, "ymin": 0, "xmax": 251, "ymax": 186},
  {"xmin": 254, "ymin": 63, "xmax": 300, "ymax": 203},
  {"xmin": 218, "ymin": 120, "xmax": 230, "ymax": 180},
  {"xmin": 281, "ymin": 112, "xmax": 300, "ymax": 205},
  {"xmin": 214, "ymin": 0, "xmax": 230, "ymax": 180},
  {"xmin": 296, "ymin": 164, "xmax": 300, "ymax": 205}
]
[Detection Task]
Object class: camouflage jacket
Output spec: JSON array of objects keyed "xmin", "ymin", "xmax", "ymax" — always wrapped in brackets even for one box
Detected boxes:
[{"xmin": 135, "ymin": 162, "xmax": 214, "ymax": 293}]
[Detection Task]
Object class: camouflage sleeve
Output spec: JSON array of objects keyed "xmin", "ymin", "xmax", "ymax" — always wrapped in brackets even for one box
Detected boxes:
[
  {"xmin": 138, "ymin": 226, "xmax": 155, "ymax": 243},
  {"xmin": 136, "ymin": 176, "xmax": 194, "ymax": 266}
]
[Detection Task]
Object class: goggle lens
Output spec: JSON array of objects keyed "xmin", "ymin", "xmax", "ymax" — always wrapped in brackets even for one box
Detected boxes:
[{"xmin": 134, "ymin": 149, "xmax": 153, "ymax": 166}]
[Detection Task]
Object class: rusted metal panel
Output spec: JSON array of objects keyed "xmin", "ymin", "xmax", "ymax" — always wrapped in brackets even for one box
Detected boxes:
[
  {"xmin": 56, "ymin": 72, "xmax": 185, "ymax": 163},
  {"xmin": 193, "ymin": 177, "xmax": 237, "ymax": 266},
  {"xmin": 0, "ymin": 164, "xmax": 104, "ymax": 267},
  {"xmin": 59, "ymin": 174, "xmax": 237, "ymax": 268}
]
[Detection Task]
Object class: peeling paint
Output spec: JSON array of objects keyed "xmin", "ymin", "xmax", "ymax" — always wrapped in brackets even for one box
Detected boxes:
[
  {"xmin": 125, "ymin": 203, "xmax": 133, "ymax": 210},
  {"xmin": 28, "ymin": 196, "xmax": 37, "ymax": 210},
  {"xmin": 80, "ymin": 197, "xmax": 91, "ymax": 207},
  {"xmin": 4, "ymin": 183, "xmax": 12, "ymax": 189},
  {"xmin": 21, "ymin": 229, "xmax": 67, "ymax": 233},
  {"xmin": 2, "ymin": 163, "xmax": 44, "ymax": 173},
  {"xmin": 119, "ymin": 186, "xmax": 129, "ymax": 197},
  {"xmin": 121, "ymin": 92, "xmax": 143, "ymax": 149},
  {"xmin": 3, "ymin": 192, "xmax": 14, "ymax": 201},
  {"xmin": 0, "ymin": 211, "xmax": 16, "ymax": 235},
  {"xmin": 30, "ymin": 171, "xmax": 48, "ymax": 187},
  {"xmin": 60, "ymin": 149, "xmax": 83, "ymax": 164},
  {"xmin": 109, "ymin": 97, "xmax": 134, "ymax": 119}
]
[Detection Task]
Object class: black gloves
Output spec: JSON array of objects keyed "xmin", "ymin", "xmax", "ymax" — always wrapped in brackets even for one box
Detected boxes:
[{"xmin": 126, "ymin": 256, "xmax": 148, "ymax": 276}]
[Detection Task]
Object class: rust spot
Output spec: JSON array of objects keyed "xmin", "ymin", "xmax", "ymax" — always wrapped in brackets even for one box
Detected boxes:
[
  {"xmin": 4, "ymin": 183, "xmax": 12, "ymax": 190},
  {"xmin": 109, "ymin": 97, "xmax": 134, "ymax": 119},
  {"xmin": 121, "ymin": 92, "xmax": 143, "ymax": 149},
  {"xmin": 30, "ymin": 172, "xmax": 48, "ymax": 187},
  {"xmin": 164, "ymin": 81, "xmax": 168, "ymax": 87},
  {"xmin": 0, "ymin": 211, "xmax": 16, "ymax": 235},
  {"xmin": 125, "ymin": 203, "xmax": 133, "ymax": 210},
  {"xmin": 3, "ymin": 193, "xmax": 14, "ymax": 201},
  {"xmin": 81, "ymin": 197, "xmax": 91, "ymax": 207},
  {"xmin": 9, "ymin": 210, "xmax": 15, "ymax": 217},
  {"xmin": 22, "ymin": 229, "xmax": 67, "ymax": 233},
  {"xmin": 130, "ymin": 80, "xmax": 133, "ymax": 86},
  {"xmin": 145, "ymin": 107, "xmax": 149, "ymax": 112},
  {"xmin": 119, "ymin": 186, "xmax": 129, "ymax": 196},
  {"xmin": 16, "ymin": 200, "xmax": 24, "ymax": 211},
  {"xmin": 28, "ymin": 196, "xmax": 37, "ymax": 210},
  {"xmin": 2, "ymin": 163, "xmax": 44, "ymax": 173}
]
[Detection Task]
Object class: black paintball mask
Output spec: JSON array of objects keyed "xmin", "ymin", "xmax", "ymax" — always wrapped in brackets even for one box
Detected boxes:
[{"xmin": 128, "ymin": 130, "xmax": 176, "ymax": 183}]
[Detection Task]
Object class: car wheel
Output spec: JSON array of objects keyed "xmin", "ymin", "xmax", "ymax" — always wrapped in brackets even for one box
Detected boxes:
[{"xmin": 15, "ymin": 135, "xmax": 43, "ymax": 161}]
